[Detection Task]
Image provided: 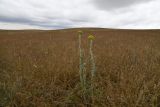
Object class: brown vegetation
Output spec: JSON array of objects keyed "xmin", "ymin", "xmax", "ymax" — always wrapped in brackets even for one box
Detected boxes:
[{"xmin": 0, "ymin": 28, "xmax": 160, "ymax": 107}]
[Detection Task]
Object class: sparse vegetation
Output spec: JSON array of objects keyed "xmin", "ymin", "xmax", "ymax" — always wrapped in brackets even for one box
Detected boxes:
[{"xmin": 0, "ymin": 29, "xmax": 160, "ymax": 107}]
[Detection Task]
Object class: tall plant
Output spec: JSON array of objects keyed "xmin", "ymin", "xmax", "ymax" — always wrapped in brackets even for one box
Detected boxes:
[
  {"xmin": 78, "ymin": 31, "xmax": 96, "ymax": 105},
  {"xmin": 88, "ymin": 35, "xmax": 96, "ymax": 104},
  {"xmin": 78, "ymin": 31, "xmax": 86, "ymax": 89}
]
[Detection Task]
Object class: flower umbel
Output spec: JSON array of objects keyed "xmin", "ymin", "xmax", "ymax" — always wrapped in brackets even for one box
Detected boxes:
[{"xmin": 88, "ymin": 35, "xmax": 95, "ymax": 40}]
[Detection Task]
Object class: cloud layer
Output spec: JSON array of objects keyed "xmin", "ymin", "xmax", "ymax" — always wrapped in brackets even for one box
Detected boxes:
[
  {"xmin": 92, "ymin": 0, "xmax": 152, "ymax": 10},
  {"xmin": 0, "ymin": 0, "xmax": 159, "ymax": 29}
]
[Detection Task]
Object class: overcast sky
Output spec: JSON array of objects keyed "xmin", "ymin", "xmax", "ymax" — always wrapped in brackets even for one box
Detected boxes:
[{"xmin": 0, "ymin": 0, "xmax": 159, "ymax": 29}]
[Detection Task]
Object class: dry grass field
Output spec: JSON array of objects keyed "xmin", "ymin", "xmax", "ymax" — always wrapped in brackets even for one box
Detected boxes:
[{"xmin": 0, "ymin": 28, "xmax": 160, "ymax": 107}]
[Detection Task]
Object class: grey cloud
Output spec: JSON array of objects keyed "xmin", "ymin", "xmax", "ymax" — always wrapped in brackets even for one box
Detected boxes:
[
  {"xmin": 0, "ymin": 0, "xmax": 95, "ymax": 29},
  {"xmin": 0, "ymin": 15, "xmax": 34, "ymax": 24},
  {"xmin": 0, "ymin": 14, "xmax": 88, "ymax": 29},
  {"xmin": 92, "ymin": 0, "xmax": 153, "ymax": 10}
]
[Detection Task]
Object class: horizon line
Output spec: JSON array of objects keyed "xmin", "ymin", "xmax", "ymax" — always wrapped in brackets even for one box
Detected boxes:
[{"xmin": 0, "ymin": 27, "xmax": 160, "ymax": 31}]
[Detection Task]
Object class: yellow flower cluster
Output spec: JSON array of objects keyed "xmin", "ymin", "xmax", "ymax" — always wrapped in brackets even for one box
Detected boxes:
[{"xmin": 88, "ymin": 35, "xmax": 95, "ymax": 40}]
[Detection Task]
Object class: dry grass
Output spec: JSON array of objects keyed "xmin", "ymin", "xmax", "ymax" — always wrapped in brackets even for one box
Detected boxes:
[{"xmin": 0, "ymin": 28, "xmax": 160, "ymax": 107}]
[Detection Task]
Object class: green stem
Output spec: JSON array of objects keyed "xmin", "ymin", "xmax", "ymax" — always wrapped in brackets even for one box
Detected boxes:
[
  {"xmin": 78, "ymin": 33, "xmax": 88, "ymax": 103},
  {"xmin": 89, "ymin": 40, "xmax": 96, "ymax": 104},
  {"xmin": 79, "ymin": 34, "xmax": 83, "ymax": 87},
  {"xmin": 79, "ymin": 34, "xmax": 86, "ymax": 89},
  {"xmin": 89, "ymin": 40, "xmax": 96, "ymax": 77}
]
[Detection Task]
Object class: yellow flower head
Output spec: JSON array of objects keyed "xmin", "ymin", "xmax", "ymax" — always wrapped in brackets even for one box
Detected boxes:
[
  {"xmin": 88, "ymin": 35, "xmax": 95, "ymax": 40},
  {"xmin": 78, "ymin": 30, "xmax": 83, "ymax": 35}
]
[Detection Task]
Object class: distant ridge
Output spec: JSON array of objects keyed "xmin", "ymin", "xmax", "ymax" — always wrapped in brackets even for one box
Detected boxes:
[{"xmin": 0, "ymin": 27, "xmax": 160, "ymax": 32}]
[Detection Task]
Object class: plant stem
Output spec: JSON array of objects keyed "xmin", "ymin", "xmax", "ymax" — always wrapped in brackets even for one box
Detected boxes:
[
  {"xmin": 79, "ymin": 33, "xmax": 84, "ymax": 88},
  {"xmin": 89, "ymin": 40, "xmax": 96, "ymax": 104}
]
